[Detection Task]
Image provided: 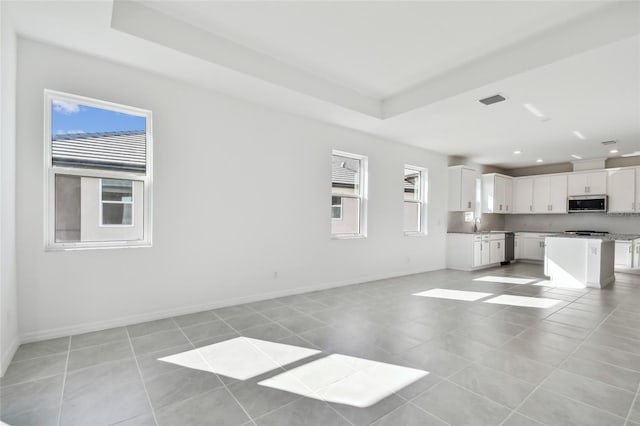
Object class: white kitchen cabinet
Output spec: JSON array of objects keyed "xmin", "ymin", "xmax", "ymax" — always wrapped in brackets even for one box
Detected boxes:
[
  {"xmin": 504, "ymin": 178, "xmax": 513, "ymax": 213},
  {"xmin": 636, "ymin": 168, "xmax": 640, "ymax": 212},
  {"xmin": 549, "ymin": 175, "xmax": 568, "ymax": 213},
  {"xmin": 447, "ymin": 233, "xmax": 504, "ymax": 271},
  {"xmin": 449, "ymin": 166, "xmax": 477, "ymax": 212},
  {"xmin": 634, "ymin": 239, "xmax": 640, "ymax": 269},
  {"xmin": 482, "ymin": 174, "xmax": 512, "ymax": 214},
  {"xmin": 532, "ymin": 176, "xmax": 550, "ymax": 213},
  {"xmin": 514, "ymin": 178, "xmax": 533, "ymax": 214},
  {"xmin": 514, "ymin": 235, "xmax": 521, "ymax": 259},
  {"xmin": 473, "ymin": 239, "xmax": 491, "ymax": 267},
  {"xmin": 615, "ymin": 240, "xmax": 634, "ymax": 268},
  {"xmin": 473, "ymin": 241, "xmax": 482, "ymax": 267},
  {"xmin": 532, "ymin": 175, "xmax": 567, "ymax": 213},
  {"xmin": 520, "ymin": 234, "xmax": 546, "ymax": 261},
  {"xmin": 608, "ymin": 168, "xmax": 636, "ymax": 213},
  {"xmin": 568, "ymin": 171, "xmax": 607, "ymax": 196},
  {"xmin": 490, "ymin": 240, "xmax": 505, "ymax": 263},
  {"xmin": 482, "ymin": 240, "xmax": 490, "ymax": 265}
]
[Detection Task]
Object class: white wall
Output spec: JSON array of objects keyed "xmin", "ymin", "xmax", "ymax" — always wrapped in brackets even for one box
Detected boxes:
[
  {"xmin": 16, "ymin": 39, "xmax": 448, "ymax": 342},
  {"xmin": 0, "ymin": 5, "xmax": 19, "ymax": 374}
]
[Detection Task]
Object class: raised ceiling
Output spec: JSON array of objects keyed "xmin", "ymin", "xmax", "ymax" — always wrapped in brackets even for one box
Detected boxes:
[
  {"xmin": 5, "ymin": 0, "xmax": 640, "ymax": 168},
  {"xmin": 139, "ymin": 1, "xmax": 609, "ymax": 98}
]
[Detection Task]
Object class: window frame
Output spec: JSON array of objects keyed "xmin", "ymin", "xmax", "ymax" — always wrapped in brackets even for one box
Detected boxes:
[
  {"xmin": 99, "ymin": 178, "xmax": 135, "ymax": 228},
  {"xmin": 331, "ymin": 150, "xmax": 368, "ymax": 239},
  {"xmin": 403, "ymin": 165, "xmax": 428, "ymax": 236},
  {"xmin": 44, "ymin": 89, "xmax": 153, "ymax": 250}
]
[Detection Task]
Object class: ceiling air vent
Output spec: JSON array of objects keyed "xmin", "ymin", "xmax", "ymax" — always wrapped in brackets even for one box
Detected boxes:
[
  {"xmin": 479, "ymin": 94, "xmax": 507, "ymax": 106},
  {"xmin": 601, "ymin": 140, "xmax": 617, "ymax": 145}
]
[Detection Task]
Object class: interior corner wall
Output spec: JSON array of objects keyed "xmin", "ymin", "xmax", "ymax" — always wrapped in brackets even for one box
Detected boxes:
[
  {"xmin": 16, "ymin": 39, "xmax": 448, "ymax": 342},
  {"xmin": 0, "ymin": 5, "xmax": 19, "ymax": 375}
]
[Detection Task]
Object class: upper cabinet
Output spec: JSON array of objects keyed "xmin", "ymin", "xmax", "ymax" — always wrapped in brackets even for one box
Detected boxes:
[
  {"xmin": 608, "ymin": 168, "xmax": 636, "ymax": 213},
  {"xmin": 549, "ymin": 175, "xmax": 569, "ymax": 213},
  {"xmin": 636, "ymin": 168, "xmax": 640, "ymax": 212},
  {"xmin": 532, "ymin": 174, "xmax": 567, "ymax": 214},
  {"xmin": 568, "ymin": 171, "xmax": 607, "ymax": 196},
  {"xmin": 514, "ymin": 178, "xmax": 533, "ymax": 214},
  {"xmin": 448, "ymin": 166, "xmax": 477, "ymax": 212},
  {"xmin": 487, "ymin": 166, "xmax": 638, "ymax": 216},
  {"xmin": 482, "ymin": 173, "xmax": 513, "ymax": 214}
]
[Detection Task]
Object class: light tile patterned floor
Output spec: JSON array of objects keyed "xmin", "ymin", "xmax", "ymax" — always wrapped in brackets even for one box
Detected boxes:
[{"xmin": 3, "ymin": 263, "xmax": 640, "ymax": 426}]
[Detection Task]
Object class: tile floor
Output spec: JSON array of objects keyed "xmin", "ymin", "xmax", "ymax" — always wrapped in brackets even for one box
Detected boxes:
[{"xmin": 3, "ymin": 263, "xmax": 640, "ymax": 426}]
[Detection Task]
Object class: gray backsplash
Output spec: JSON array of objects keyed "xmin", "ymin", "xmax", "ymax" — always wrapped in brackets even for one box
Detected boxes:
[
  {"xmin": 504, "ymin": 213, "xmax": 640, "ymax": 234},
  {"xmin": 448, "ymin": 213, "xmax": 506, "ymax": 232},
  {"xmin": 448, "ymin": 212, "xmax": 640, "ymax": 234}
]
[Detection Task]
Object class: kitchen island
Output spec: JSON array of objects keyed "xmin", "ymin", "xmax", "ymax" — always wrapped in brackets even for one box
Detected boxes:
[{"xmin": 544, "ymin": 235, "xmax": 615, "ymax": 288}]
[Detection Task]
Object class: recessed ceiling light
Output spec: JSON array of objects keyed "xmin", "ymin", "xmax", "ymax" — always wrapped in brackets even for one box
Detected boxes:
[
  {"xmin": 572, "ymin": 131, "xmax": 586, "ymax": 140},
  {"xmin": 513, "ymin": 150, "xmax": 521, "ymax": 155},
  {"xmin": 536, "ymin": 158, "xmax": 543, "ymax": 163},
  {"xmin": 523, "ymin": 103, "xmax": 549, "ymax": 121},
  {"xmin": 622, "ymin": 151, "xmax": 640, "ymax": 158},
  {"xmin": 571, "ymin": 154, "xmax": 583, "ymax": 159},
  {"xmin": 610, "ymin": 149, "xmax": 619, "ymax": 154}
]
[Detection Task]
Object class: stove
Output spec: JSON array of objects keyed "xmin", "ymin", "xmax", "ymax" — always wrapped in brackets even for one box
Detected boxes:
[{"xmin": 564, "ymin": 230, "xmax": 609, "ymax": 236}]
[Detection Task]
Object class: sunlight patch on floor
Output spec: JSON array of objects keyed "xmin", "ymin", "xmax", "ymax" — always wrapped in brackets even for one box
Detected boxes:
[
  {"xmin": 413, "ymin": 288, "xmax": 493, "ymax": 301},
  {"xmin": 532, "ymin": 279, "xmax": 586, "ymax": 289},
  {"xmin": 258, "ymin": 353, "xmax": 428, "ymax": 408},
  {"xmin": 473, "ymin": 275, "xmax": 538, "ymax": 285},
  {"xmin": 158, "ymin": 337, "xmax": 320, "ymax": 380},
  {"xmin": 483, "ymin": 294, "xmax": 562, "ymax": 308}
]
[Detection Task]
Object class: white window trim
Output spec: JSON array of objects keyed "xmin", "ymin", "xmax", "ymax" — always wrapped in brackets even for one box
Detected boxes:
[
  {"xmin": 99, "ymin": 178, "xmax": 135, "ymax": 228},
  {"xmin": 44, "ymin": 89, "xmax": 153, "ymax": 250},
  {"xmin": 404, "ymin": 165, "xmax": 428, "ymax": 237},
  {"xmin": 331, "ymin": 149, "xmax": 368, "ymax": 239}
]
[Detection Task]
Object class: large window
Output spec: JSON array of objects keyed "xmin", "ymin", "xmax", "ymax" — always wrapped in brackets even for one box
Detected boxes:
[
  {"xmin": 45, "ymin": 90, "xmax": 152, "ymax": 249},
  {"xmin": 331, "ymin": 151, "xmax": 367, "ymax": 238},
  {"xmin": 404, "ymin": 165, "xmax": 427, "ymax": 235}
]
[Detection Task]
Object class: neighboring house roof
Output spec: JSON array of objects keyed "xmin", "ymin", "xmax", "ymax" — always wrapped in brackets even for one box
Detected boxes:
[
  {"xmin": 331, "ymin": 155, "xmax": 416, "ymax": 192},
  {"xmin": 52, "ymin": 130, "xmax": 146, "ymax": 172},
  {"xmin": 331, "ymin": 155, "xmax": 359, "ymax": 188}
]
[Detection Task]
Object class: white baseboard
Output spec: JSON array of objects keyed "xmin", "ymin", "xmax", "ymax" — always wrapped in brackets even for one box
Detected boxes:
[
  {"xmin": 20, "ymin": 265, "xmax": 443, "ymax": 343},
  {"xmin": 0, "ymin": 336, "xmax": 20, "ymax": 377}
]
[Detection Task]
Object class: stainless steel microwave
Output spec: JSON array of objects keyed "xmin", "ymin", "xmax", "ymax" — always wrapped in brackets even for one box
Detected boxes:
[{"xmin": 567, "ymin": 195, "xmax": 607, "ymax": 213}]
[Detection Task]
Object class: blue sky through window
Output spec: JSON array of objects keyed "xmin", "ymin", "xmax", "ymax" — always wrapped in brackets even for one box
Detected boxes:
[{"xmin": 52, "ymin": 100, "xmax": 146, "ymax": 136}]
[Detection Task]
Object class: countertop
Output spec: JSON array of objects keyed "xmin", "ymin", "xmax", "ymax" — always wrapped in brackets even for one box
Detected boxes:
[
  {"xmin": 546, "ymin": 234, "xmax": 617, "ymax": 242},
  {"xmin": 448, "ymin": 231, "xmax": 640, "ymax": 241},
  {"xmin": 447, "ymin": 231, "xmax": 509, "ymax": 234}
]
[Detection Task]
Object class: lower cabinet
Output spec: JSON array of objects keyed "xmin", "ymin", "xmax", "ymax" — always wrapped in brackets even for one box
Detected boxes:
[
  {"xmin": 635, "ymin": 239, "xmax": 640, "ymax": 269},
  {"xmin": 490, "ymin": 240, "xmax": 505, "ymax": 264},
  {"xmin": 447, "ymin": 233, "xmax": 505, "ymax": 271},
  {"xmin": 473, "ymin": 240, "xmax": 491, "ymax": 267},
  {"xmin": 615, "ymin": 240, "xmax": 634, "ymax": 269},
  {"xmin": 518, "ymin": 233, "xmax": 547, "ymax": 261}
]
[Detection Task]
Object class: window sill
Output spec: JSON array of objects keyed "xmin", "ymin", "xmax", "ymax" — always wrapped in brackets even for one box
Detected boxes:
[
  {"xmin": 404, "ymin": 232, "xmax": 428, "ymax": 237},
  {"xmin": 331, "ymin": 234, "xmax": 367, "ymax": 240},
  {"xmin": 45, "ymin": 242, "xmax": 152, "ymax": 252}
]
